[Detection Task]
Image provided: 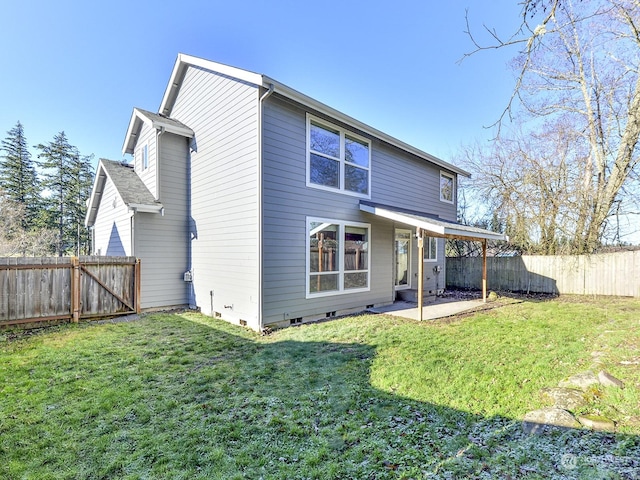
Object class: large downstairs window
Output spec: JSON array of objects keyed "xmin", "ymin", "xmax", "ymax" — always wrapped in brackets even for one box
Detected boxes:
[
  {"xmin": 307, "ymin": 114, "xmax": 371, "ymax": 197},
  {"xmin": 307, "ymin": 218, "xmax": 370, "ymax": 297}
]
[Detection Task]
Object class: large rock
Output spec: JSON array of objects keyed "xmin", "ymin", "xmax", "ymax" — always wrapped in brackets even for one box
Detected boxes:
[
  {"xmin": 577, "ymin": 414, "xmax": 615, "ymax": 432},
  {"xmin": 522, "ymin": 407, "xmax": 581, "ymax": 434},
  {"xmin": 540, "ymin": 387, "xmax": 587, "ymax": 411},
  {"xmin": 598, "ymin": 370, "xmax": 624, "ymax": 388},
  {"xmin": 558, "ymin": 371, "xmax": 600, "ymax": 391}
]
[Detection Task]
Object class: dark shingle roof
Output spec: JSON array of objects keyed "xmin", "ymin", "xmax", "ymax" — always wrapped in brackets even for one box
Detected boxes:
[
  {"xmin": 133, "ymin": 108, "xmax": 193, "ymax": 133},
  {"xmin": 100, "ymin": 159, "xmax": 159, "ymax": 206}
]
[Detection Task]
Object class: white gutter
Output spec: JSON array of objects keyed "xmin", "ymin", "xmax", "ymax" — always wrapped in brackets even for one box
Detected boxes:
[
  {"xmin": 360, "ymin": 203, "xmax": 508, "ymax": 242},
  {"xmin": 264, "ymin": 77, "xmax": 471, "ymax": 178},
  {"xmin": 159, "ymin": 55, "xmax": 469, "ymax": 178},
  {"xmin": 257, "ymin": 83, "xmax": 274, "ymax": 332},
  {"xmin": 156, "ymin": 127, "xmax": 165, "ymax": 201},
  {"xmin": 128, "ymin": 204, "xmax": 163, "ymax": 213}
]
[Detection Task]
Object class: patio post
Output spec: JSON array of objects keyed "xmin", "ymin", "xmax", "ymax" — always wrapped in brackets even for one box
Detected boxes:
[
  {"xmin": 482, "ymin": 239, "xmax": 487, "ymax": 303},
  {"xmin": 417, "ymin": 228, "xmax": 424, "ymax": 320}
]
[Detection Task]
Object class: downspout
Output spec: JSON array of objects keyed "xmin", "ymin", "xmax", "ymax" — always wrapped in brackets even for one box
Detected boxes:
[
  {"xmin": 187, "ymin": 140, "xmax": 195, "ymax": 309},
  {"xmin": 258, "ymin": 83, "xmax": 275, "ymax": 332},
  {"xmin": 156, "ymin": 127, "xmax": 166, "ymax": 201},
  {"xmin": 130, "ymin": 211, "xmax": 135, "ymax": 256}
]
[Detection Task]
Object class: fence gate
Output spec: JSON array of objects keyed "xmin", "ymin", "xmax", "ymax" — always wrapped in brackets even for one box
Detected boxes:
[{"xmin": 0, "ymin": 256, "xmax": 141, "ymax": 327}]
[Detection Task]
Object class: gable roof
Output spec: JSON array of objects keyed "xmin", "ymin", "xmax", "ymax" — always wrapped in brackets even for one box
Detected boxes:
[
  {"xmin": 123, "ymin": 108, "xmax": 194, "ymax": 155},
  {"xmin": 85, "ymin": 159, "xmax": 163, "ymax": 227},
  {"xmin": 158, "ymin": 53, "xmax": 471, "ymax": 178}
]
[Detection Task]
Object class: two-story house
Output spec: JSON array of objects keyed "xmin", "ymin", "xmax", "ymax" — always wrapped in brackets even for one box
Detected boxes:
[{"xmin": 85, "ymin": 53, "xmax": 505, "ymax": 331}]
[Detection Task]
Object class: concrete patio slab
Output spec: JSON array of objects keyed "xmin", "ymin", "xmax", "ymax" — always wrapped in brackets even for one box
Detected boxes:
[{"xmin": 369, "ymin": 298, "xmax": 485, "ymax": 321}]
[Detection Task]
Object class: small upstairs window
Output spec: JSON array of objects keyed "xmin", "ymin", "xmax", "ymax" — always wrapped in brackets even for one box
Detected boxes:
[
  {"xmin": 440, "ymin": 171, "xmax": 454, "ymax": 203},
  {"xmin": 142, "ymin": 144, "xmax": 148, "ymax": 170}
]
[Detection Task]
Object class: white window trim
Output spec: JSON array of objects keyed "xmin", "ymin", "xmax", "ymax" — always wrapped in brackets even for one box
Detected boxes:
[
  {"xmin": 440, "ymin": 170, "xmax": 455, "ymax": 204},
  {"xmin": 423, "ymin": 236, "xmax": 438, "ymax": 263},
  {"xmin": 306, "ymin": 217, "xmax": 371, "ymax": 298},
  {"xmin": 395, "ymin": 228, "xmax": 412, "ymax": 291},
  {"xmin": 140, "ymin": 143, "xmax": 149, "ymax": 171},
  {"xmin": 306, "ymin": 113, "xmax": 371, "ymax": 199}
]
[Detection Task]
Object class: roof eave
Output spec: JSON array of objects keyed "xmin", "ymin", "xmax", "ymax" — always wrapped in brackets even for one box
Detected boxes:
[
  {"xmin": 122, "ymin": 112, "xmax": 142, "ymax": 155},
  {"xmin": 160, "ymin": 53, "xmax": 263, "ymax": 117},
  {"xmin": 266, "ymin": 77, "xmax": 471, "ymax": 178},
  {"xmin": 128, "ymin": 203, "xmax": 163, "ymax": 213},
  {"xmin": 85, "ymin": 161, "xmax": 109, "ymax": 227},
  {"xmin": 123, "ymin": 108, "xmax": 195, "ymax": 155},
  {"xmin": 157, "ymin": 53, "xmax": 470, "ymax": 177}
]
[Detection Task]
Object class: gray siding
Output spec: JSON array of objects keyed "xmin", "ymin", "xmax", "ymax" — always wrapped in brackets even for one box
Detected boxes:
[
  {"xmin": 170, "ymin": 66, "xmax": 260, "ymax": 328},
  {"xmin": 92, "ymin": 178, "xmax": 132, "ymax": 256},
  {"xmin": 134, "ymin": 132, "xmax": 190, "ymax": 309},
  {"xmin": 262, "ymin": 95, "xmax": 454, "ymax": 325},
  {"xmin": 134, "ymin": 123, "xmax": 158, "ymax": 199}
]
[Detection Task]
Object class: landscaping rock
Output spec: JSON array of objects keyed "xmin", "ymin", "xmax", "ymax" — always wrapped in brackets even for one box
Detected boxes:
[
  {"xmin": 540, "ymin": 387, "xmax": 587, "ymax": 411},
  {"xmin": 626, "ymin": 416, "xmax": 640, "ymax": 428},
  {"xmin": 577, "ymin": 414, "xmax": 615, "ymax": 432},
  {"xmin": 598, "ymin": 370, "xmax": 624, "ymax": 388},
  {"xmin": 487, "ymin": 291, "xmax": 499, "ymax": 302},
  {"xmin": 522, "ymin": 407, "xmax": 581, "ymax": 434},
  {"xmin": 558, "ymin": 371, "xmax": 600, "ymax": 391}
]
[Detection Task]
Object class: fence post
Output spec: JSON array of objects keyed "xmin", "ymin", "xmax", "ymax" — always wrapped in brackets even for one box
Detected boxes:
[
  {"xmin": 135, "ymin": 258, "xmax": 141, "ymax": 314},
  {"xmin": 71, "ymin": 257, "xmax": 81, "ymax": 323}
]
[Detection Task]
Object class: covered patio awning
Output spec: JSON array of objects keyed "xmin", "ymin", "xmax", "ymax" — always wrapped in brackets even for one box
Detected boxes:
[
  {"xmin": 359, "ymin": 201, "xmax": 508, "ymax": 242},
  {"xmin": 359, "ymin": 200, "xmax": 508, "ymax": 313}
]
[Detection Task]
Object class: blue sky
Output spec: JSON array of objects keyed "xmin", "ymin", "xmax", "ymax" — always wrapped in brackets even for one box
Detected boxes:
[{"xmin": 0, "ymin": 0, "xmax": 523, "ymax": 166}]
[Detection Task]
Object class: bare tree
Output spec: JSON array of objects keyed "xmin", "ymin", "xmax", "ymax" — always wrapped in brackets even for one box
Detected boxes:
[
  {"xmin": 462, "ymin": 0, "xmax": 640, "ymax": 252},
  {"xmin": 0, "ymin": 189, "xmax": 55, "ymax": 256},
  {"xmin": 460, "ymin": 119, "xmax": 593, "ymax": 254}
]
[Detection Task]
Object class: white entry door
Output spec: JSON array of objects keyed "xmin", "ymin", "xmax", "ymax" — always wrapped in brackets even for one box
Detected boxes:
[{"xmin": 394, "ymin": 229, "xmax": 411, "ymax": 290}]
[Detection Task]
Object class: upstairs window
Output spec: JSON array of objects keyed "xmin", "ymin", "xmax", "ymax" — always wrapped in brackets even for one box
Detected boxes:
[
  {"xmin": 440, "ymin": 171, "xmax": 454, "ymax": 203},
  {"xmin": 307, "ymin": 115, "xmax": 370, "ymax": 197}
]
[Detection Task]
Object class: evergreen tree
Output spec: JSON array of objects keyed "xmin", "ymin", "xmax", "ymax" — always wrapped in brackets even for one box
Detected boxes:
[
  {"xmin": 67, "ymin": 151, "xmax": 94, "ymax": 255},
  {"xmin": 37, "ymin": 132, "xmax": 93, "ymax": 256},
  {"xmin": 0, "ymin": 122, "xmax": 41, "ymax": 230}
]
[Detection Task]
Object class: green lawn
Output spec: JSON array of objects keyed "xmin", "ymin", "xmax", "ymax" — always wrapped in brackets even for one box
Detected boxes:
[{"xmin": 1, "ymin": 296, "xmax": 639, "ymax": 479}]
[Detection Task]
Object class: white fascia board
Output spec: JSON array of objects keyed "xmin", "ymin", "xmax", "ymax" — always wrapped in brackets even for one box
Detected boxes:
[
  {"xmin": 122, "ymin": 110, "xmax": 142, "ymax": 155},
  {"xmin": 360, "ymin": 203, "xmax": 446, "ymax": 235},
  {"xmin": 152, "ymin": 118, "xmax": 194, "ymax": 138},
  {"xmin": 85, "ymin": 161, "xmax": 108, "ymax": 227},
  {"xmin": 159, "ymin": 53, "xmax": 263, "ymax": 116},
  {"xmin": 123, "ymin": 108, "xmax": 195, "ymax": 156},
  {"xmin": 157, "ymin": 53, "xmax": 469, "ymax": 176},
  {"xmin": 360, "ymin": 203, "xmax": 508, "ymax": 241},
  {"xmin": 128, "ymin": 203, "xmax": 163, "ymax": 213},
  {"xmin": 442, "ymin": 227, "xmax": 509, "ymax": 242},
  {"xmin": 267, "ymin": 78, "xmax": 471, "ymax": 178}
]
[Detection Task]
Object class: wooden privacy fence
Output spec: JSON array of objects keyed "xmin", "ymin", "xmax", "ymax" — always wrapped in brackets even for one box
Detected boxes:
[
  {"xmin": 0, "ymin": 256, "xmax": 141, "ymax": 327},
  {"xmin": 446, "ymin": 250, "xmax": 640, "ymax": 297}
]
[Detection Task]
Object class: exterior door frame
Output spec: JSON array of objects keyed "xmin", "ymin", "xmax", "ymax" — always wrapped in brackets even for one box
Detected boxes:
[{"xmin": 394, "ymin": 228, "xmax": 411, "ymax": 290}]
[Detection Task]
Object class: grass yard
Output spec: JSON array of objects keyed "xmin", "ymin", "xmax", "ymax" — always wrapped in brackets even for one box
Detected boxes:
[{"xmin": 1, "ymin": 296, "xmax": 639, "ymax": 479}]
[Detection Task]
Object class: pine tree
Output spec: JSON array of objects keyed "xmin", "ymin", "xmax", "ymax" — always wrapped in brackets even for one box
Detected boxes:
[
  {"xmin": 0, "ymin": 122, "xmax": 41, "ymax": 230},
  {"xmin": 37, "ymin": 132, "xmax": 93, "ymax": 256},
  {"xmin": 67, "ymin": 151, "xmax": 94, "ymax": 255}
]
